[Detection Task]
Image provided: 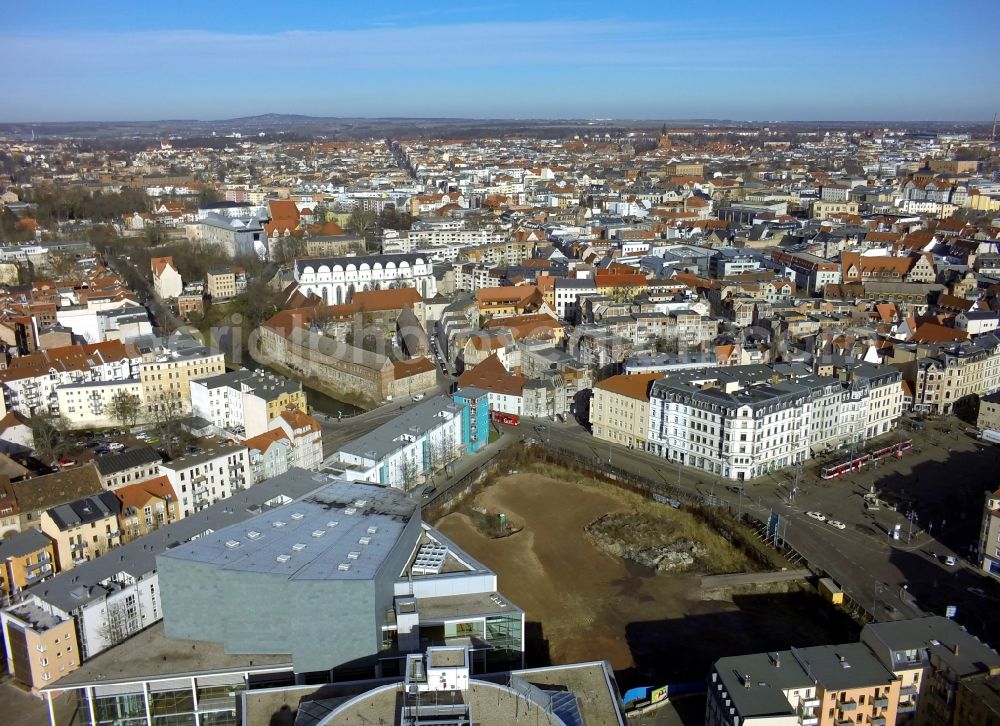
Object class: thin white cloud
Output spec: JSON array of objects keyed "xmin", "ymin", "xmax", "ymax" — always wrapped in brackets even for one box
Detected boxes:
[{"xmin": 5, "ymin": 20, "xmax": 817, "ymax": 77}]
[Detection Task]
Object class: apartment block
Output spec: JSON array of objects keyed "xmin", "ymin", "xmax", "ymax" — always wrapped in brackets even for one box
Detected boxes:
[
  {"xmin": 39, "ymin": 492, "xmax": 122, "ymax": 571},
  {"xmin": 137, "ymin": 335, "xmax": 227, "ymax": 414},
  {"xmin": 93, "ymin": 446, "xmax": 163, "ymax": 491},
  {"xmin": 647, "ymin": 363, "xmax": 903, "ymax": 480},
  {"xmin": 591, "ymin": 373, "xmax": 663, "ymax": 449},
  {"xmin": 115, "ymin": 477, "xmax": 180, "ymax": 542},
  {"xmin": 901, "ymin": 336, "xmax": 1000, "ymax": 415},
  {"xmin": 205, "ymin": 267, "xmax": 244, "ymax": 300},
  {"xmin": 648, "ymin": 371, "xmax": 813, "ymax": 481},
  {"xmin": 861, "ymin": 616, "xmax": 1000, "ymax": 721},
  {"xmin": 0, "ymin": 528, "xmax": 56, "ymax": 600},
  {"xmin": 708, "ymin": 643, "xmax": 899, "ymax": 726},
  {"xmin": 190, "ymin": 368, "xmax": 307, "ymax": 439},
  {"xmin": 1, "ymin": 602, "xmax": 80, "ymax": 691},
  {"xmin": 157, "ymin": 445, "xmax": 251, "ymax": 517},
  {"xmin": 327, "ymin": 396, "xmax": 469, "ymax": 490},
  {"xmin": 55, "ymin": 379, "xmax": 144, "ymax": 429}
]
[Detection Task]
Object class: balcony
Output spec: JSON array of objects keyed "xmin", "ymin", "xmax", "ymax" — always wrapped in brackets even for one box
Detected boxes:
[
  {"xmin": 839, "ymin": 700, "xmax": 857, "ymax": 712},
  {"xmin": 872, "ymin": 718, "xmax": 887, "ymax": 726},
  {"xmin": 873, "ymin": 697, "xmax": 889, "ymax": 709},
  {"xmin": 70, "ymin": 542, "xmax": 87, "ymax": 552}
]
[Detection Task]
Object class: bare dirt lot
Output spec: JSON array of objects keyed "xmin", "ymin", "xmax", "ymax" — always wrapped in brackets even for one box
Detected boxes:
[{"xmin": 435, "ymin": 467, "xmax": 858, "ymax": 688}]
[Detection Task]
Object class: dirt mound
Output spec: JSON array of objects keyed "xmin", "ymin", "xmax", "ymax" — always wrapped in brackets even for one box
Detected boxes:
[{"xmin": 586, "ymin": 513, "xmax": 709, "ymax": 573}]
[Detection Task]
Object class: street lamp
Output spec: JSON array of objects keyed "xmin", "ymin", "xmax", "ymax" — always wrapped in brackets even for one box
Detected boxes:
[{"xmin": 873, "ymin": 583, "xmax": 887, "ymax": 616}]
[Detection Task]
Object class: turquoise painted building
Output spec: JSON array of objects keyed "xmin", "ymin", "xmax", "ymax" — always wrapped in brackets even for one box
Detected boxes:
[{"xmin": 452, "ymin": 387, "xmax": 490, "ymax": 453}]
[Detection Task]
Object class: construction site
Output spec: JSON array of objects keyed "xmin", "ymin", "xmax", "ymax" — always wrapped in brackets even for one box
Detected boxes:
[{"xmin": 432, "ymin": 454, "xmax": 859, "ymax": 688}]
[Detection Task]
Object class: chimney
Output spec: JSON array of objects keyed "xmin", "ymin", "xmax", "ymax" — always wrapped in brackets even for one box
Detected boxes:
[{"xmin": 953, "ymin": 644, "xmax": 960, "ymax": 656}]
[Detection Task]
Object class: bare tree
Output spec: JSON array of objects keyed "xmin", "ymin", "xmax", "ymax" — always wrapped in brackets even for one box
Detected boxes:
[
  {"xmin": 29, "ymin": 414, "xmax": 73, "ymax": 463},
  {"xmin": 105, "ymin": 390, "xmax": 143, "ymax": 430},
  {"xmin": 272, "ymin": 235, "xmax": 306, "ymax": 267},
  {"xmin": 399, "ymin": 450, "xmax": 423, "ymax": 490},
  {"xmin": 346, "ymin": 207, "xmax": 377, "ymax": 238},
  {"xmin": 97, "ymin": 597, "xmax": 140, "ymax": 649},
  {"xmin": 146, "ymin": 397, "xmax": 192, "ymax": 458}
]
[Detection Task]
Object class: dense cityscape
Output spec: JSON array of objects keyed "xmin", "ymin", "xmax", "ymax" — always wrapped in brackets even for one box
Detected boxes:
[{"xmin": 3, "ymin": 4, "xmax": 1000, "ymax": 726}]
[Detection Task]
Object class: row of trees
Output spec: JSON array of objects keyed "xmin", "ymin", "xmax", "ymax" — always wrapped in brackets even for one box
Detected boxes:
[
  {"xmin": 28, "ymin": 391, "xmax": 195, "ymax": 464},
  {"xmin": 23, "ymin": 186, "xmax": 151, "ymax": 225}
]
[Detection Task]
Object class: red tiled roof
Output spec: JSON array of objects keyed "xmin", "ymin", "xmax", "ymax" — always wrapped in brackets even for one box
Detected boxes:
[{"xmin": 595, "ymin": 372, "xmax": 663, "ymax": 401}]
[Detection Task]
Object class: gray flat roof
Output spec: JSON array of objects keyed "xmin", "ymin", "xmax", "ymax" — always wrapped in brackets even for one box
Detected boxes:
[
  {"xmin": 158, "ymin": 444, "xmax": 246, "ymax": 471},
  {"xmin": 93, "ymin": 446, "xmax": 162, "ymax": 477},
  {"xmin": 793, "ymin": 642, "xmax": 896, "ymax": 691},
  {"xmin": 714, "ymin": 650, "xmax": 807, "ymax": 718},
  {"xmin": 49, "ymin": 621, "xmax": 291, "ymax": 690},
  {"xmin": 337, "ymin": 396, "xmax": 462, "ymax": 462},
  {"xmin": 159, "ymin": 478, "xmax": 417, "ymax": 581},
  {"xmin": 191, "ymin": 368, "xmax": 301, "ymax": 397},
  {"xmin": 416, "ymin": 591, "xmax": 521, "ymax": 622},
  {"xmin": 25, "ymin": 469, "xmax": 327, "ymax": 614}
]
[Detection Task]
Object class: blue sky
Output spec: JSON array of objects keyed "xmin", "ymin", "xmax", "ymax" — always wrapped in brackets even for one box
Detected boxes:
[{"xmin": 4, "ymin": 1, "xmax": 999, "ymax": 122}]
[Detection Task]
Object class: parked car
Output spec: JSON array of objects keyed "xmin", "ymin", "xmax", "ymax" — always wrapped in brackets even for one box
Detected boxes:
[
  {"xmin": 533, "ymin": 424, "xmax": 547, "ymax": 432},
  {"xmin": 806, "ymin": 511, "xmax": 826, "ymax": 522},
  {"xmin": 107, "ymin": 442, "xmax": 125, "ymax": 451},
  {"xmin": 412, "ymin": 393, "xmax": 426, "ymax": 402},
  {"xmin": 827, "ymin": 519, "xmax": 847, "ymax": 530},
  {"xmin": 944, "ymin": 555, "xmax": 957, "ymax": 566},
  {"xmin": 967, "ymin": 586, "xmax": 987, "ymax": 598}
]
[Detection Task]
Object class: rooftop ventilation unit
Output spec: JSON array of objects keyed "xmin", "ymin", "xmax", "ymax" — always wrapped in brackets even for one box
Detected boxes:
[
  {"xmin": 326, "ymin": 521, "xmax": 339, "ymax": 528},
  {"xmin": 246, "ymin": 530, "xmax": 262, "ymax": 539},
  {"xmin": 344, "ymin": 507, "xmax": 357, "ymax": 516},
  {"xmin": 411, "ymin": 543, "xmax": 448, "ymax": 575},
  {"xmin": 358, "ymin": 536, "xmax": 371, "ymax": 545},
  {"xmin": 338, "ymin": 563, "xmax": 351, "ymax": 571},
  {"xmin": 347, "ymin": 551, "xmax": 361, "ymax": 560},
  {"xmin": 276, "ymin": 554, "xmax": 291, "ymax": 563},
  {"xmin": 311, "ymin": 530, "xmax": 326, "ymax": 538},
  {"xmin": 225, "ymin": 540, "xmax": 241, "ymax": 549},
  {"xmin": 367, "ymin": 526, "xmax": 378, "ymax": 534},
  {"xmin": 290, "ymin": 512, "xmax": 304, "ymax": 520},
  {"xmin": 292, "ymin": 543, "xmax": 307, "ymax": 552},
  {"xmin": 272, "ymin": 520, "xmax": 286, "ymax": 528},
  {"xmin": 354, "ymin": 499, "xmax": 367, "ymax": 507}
]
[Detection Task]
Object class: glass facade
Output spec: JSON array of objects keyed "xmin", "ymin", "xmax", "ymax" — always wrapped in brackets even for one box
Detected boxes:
[
  {"xmin": 78, "ymin": 679, "xmax": 245, "ymax": 726},
  {"xmin": 150, "ymin": 689, "xmax": 194, "ymax": 716},
  {"xmin": 485, "ymin": 615, "xmax": 521, "ymax": 652},
  {"xmin": 444, "ymin": 620, "xmax": 484, "ymax": 640}
]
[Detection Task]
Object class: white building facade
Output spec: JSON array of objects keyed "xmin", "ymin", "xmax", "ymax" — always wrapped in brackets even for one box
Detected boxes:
[{"xmin": 294, "ymin": 253, "xmax": 436, "ymax": 305}]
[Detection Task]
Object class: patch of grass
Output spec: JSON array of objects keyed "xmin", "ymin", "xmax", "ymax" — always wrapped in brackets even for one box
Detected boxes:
[{"xmin": 463, "ymin": 507, "xmax": 523, "ymax": 539}]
